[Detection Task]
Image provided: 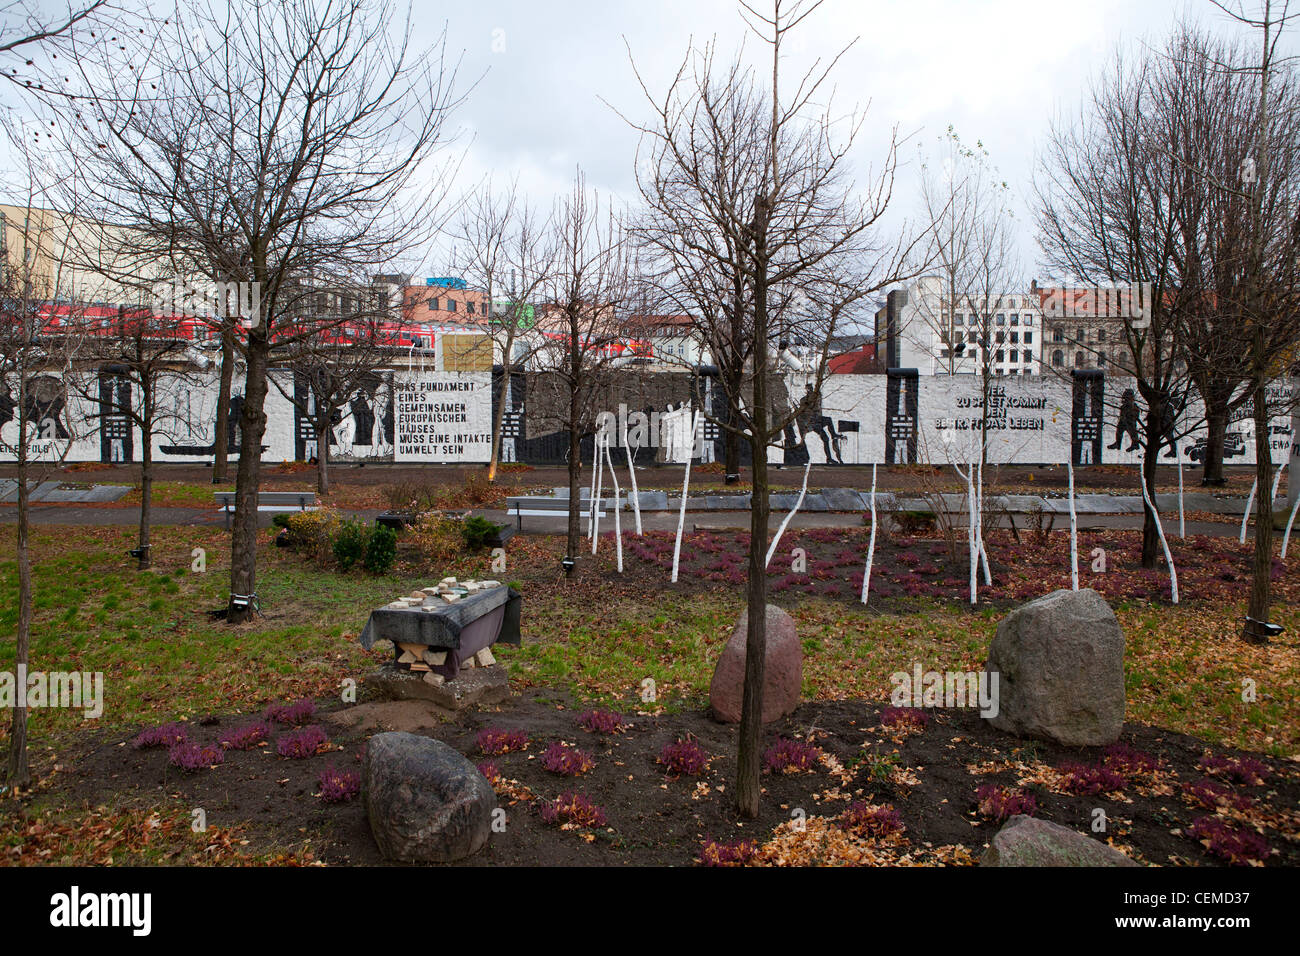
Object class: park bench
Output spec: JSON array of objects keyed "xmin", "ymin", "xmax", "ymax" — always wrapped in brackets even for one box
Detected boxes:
[
  {"xmin": 215, "ymin": 490, "xmax": 316, "ymax": 530},
  {"xmin": 505, "ymin": 495, "xmax": 614, "ymax": 530}
]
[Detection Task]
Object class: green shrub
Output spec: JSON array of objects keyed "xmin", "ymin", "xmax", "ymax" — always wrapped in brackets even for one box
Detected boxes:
[
  {"xmin": 407, "ymin": 513, "xmax": 465, "ymax": 566},
  {"xmin": 332, "ymin": 519, "xmax": 367, "ymax": 571},
  {"xmin": 272, "ymin": 513, "xmax": 291, "ymax": 529},
  {"xmin": 284, "ymin": 508, "xmax": 340, "ymax": 558},
  {"xmin": 363, "ymin": 525, "xmax": 398, "ymax": 575},
  {"xmin": 461, "ymin": 515, "xmax": 499, "ymax": 550}
]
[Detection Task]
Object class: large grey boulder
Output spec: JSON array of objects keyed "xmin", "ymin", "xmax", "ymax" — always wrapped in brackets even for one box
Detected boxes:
[
  {"xmin": 710, "ymin": 604, "xmax": 802, "ymax": 724},
  {"xmin": 984, "ymin": 588, "xmax": 1125, "ymax": 746},
  {"xmin": 981, "ymin": 815, "xmax": 1140, "ymax": 867},
  {"xmin": 364, "ymin": 731, "xmax": 496, "ymax": 863}
]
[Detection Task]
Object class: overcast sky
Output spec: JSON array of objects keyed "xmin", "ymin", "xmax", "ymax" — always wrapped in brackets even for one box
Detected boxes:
[
  {"xmin": 419, "ymin": 0, "xmax": 1283, "ymax": 279},
  {"xmin": 2, "ymin": 0, "xmax": 1291, "ymax": 288}
]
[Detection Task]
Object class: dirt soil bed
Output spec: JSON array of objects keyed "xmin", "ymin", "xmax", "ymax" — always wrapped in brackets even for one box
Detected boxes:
[{"xmin": 50, "ymin": 690, "xmax": 1300, "ymax": 866}]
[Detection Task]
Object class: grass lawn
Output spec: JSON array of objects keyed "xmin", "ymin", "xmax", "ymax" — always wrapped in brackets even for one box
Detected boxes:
[{"xmin": 0, "ymin": 520, "xmax": 1295, "ymax": 866}]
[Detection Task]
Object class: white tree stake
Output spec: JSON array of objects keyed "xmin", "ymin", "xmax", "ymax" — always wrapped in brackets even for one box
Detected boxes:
[
  {"xmin": 1178, "ymin": 456, "xmax": 1185, "ymax": 539},
  {"xmin": 588, "ymin": 430, "xmax": 601, "ymax": 540},
  {"xmin": 603, "ymin": 438, "xmax": 623, "ymax": 573},
  {"xmin": 1067, "ymin": 457, "xmax": 1079, "ymax": 591},
  {"xmin": 623, "ymin": 420, "xmax": 642, "ymax": 536},
  {"xmin": 976, "ymin": 452, "xmax": 991, "ymax": 586},
  {"xmin": 765, "ymin": 459, "xmax": 811, "ymax": 568},
  {"xmin": 1140, "ymin": 454, "xmax": 1179, "ymax": 604},
  {"xmin": 1240, "ymin": 476, "xmax": 1257, "ymax": 545},
  {"xmin": 861, "ymin": 463, "xmax": 877, "ymax": 604},
  {"xmin": 670, "ymin": 410, "xmax": 700, "ymax": 584},
  {"xmin": 591, "ymin": 433, "xmax": 606, "ymax": 552},
  {"xmin": 1282, "ymin": 495, "xmax": 1300, "ymax": 558}
]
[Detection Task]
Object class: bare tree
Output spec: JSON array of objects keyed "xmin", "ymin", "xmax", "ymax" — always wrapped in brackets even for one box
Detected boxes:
[
  {"xmin": 533, "ymin": 170, "xmax": 633, "ymax": 577},
  {"xmin": 1206, "ymin": 0, "xmax": 1300, "ymax": 641},
  {"xmin": 53, "ymin": 0, "xmax": 467, "ymax": 622},
  {"xmin": 270, "ymin": 279, "xmax": 397, "ymax": 497},
  {"xmin": 1037, "ymin": 42, "xmax": 1205, "ymax": 570},
  {"xmin": 69, "ymin": 303, "xmax": 198, "ymax": 569},
  {"xmin": 0, "ymin": 135, "xmax": 89, "ymax": 787},
  {"xmin": 0, "ymin": 0, "xmax": 103, "ymax": 99},
  {"xmin": 450, "ymin": 181, "xmax": 552, "ymax": 482},
  {"xmin": 629, "ymin": 0, "xmax": 911, "ymax": 818}
]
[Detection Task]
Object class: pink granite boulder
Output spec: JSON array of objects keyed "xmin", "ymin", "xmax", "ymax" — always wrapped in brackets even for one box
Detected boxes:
[{"xmin": 709, "ymin": 604, "xmax": 802, "ymax": 724}]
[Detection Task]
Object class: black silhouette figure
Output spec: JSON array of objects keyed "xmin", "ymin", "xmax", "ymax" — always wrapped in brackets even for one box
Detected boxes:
[{"xmin": 1109, "ymin": 388, "xmax": 1140, "ymax": 452}]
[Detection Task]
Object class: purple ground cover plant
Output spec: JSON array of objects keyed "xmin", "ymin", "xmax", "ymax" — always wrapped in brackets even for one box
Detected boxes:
[
  {"xmin": 975, "ymin": 784, "xmax": 1039, "ymax": 822},
  {"xmin": 318, "ymin": 765, "xmax": 361, "ymax": 803},
  {"xmin": 1102, "ymin": 742, "xmax": 1159, "ymax": 777},
  {"xmin": 476, "ymin": 727, "xmax": 529, "ymax": 755},
  {"xmin": 1198, "ymin": 753, "xmax": 1269, "ymax": 786},
  {"xmin": 276, "ymin": 725, "xmax": 328, "ymax": 759},
  {"xmin": 539, "ymin": 741, "xmax": 595, "ymax": 776},
  {"xmin": 1183, "ymin": 778, "xmax": 1254, "ymax": 812},
  {"xmin": 658, "ymin": 738, "xmax": 709, "ymax": 776},
  {"xmin": 763, "ymin": 737, "xmax": 822, "ymax": 774},
  {"xmin": 839, "ymin": 802, "xmax": 906, "ymax": 840},
  {"xmin": 578, "ymin": 710, "xmax": 627, "ymax": 734},
  {"xmin": 263, "ymin": 698, "xmax": 316, "ymax": 726},
  {"xmin": 699, "ymin": 838, "xmax": 758, "ymax": 866},
  {"xmin": 539, "ymin": 792, "xmax": 606, "ymax": 828},
  {"xmin": 167, "ymin": 740, "xmax": 224, "ymax": 771},
  {"xmin": 220, "ymin": 721, "xmax": 271, "ymax": 751},
  {"xmin": 1185, "ymin": 816, "xmax": 1271, "ymax": 865},
  {"xmin": 132, "ymin": 721, "xmax": 189, "ymax": 750},
  {"xmin": 879, "ymin": 706, "xmax": 929, "ymax": 731},
  {"xmin": 1059, "ymin": 762, "xmax": 1127, "ymax": 795}
]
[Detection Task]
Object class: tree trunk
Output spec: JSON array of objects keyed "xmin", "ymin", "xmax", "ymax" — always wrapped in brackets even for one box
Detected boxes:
[
  {"xmin": 1202, "ymin": 398, "xmax": 1229, "ymax": 485},
  {"xmin": 1242, "ymin": 380, "xmax": 1274, "ymax": 644},
  {"xmin": 489, "ymin": 353, "xmax": 513, "ymax": 483},
  {"xmin": 565, "ymin": 413, "xmax": 581, "ymax": 579},
  {"xmin": 213, "ymin": 326, "xmax": 235, "ymax": 483},
  {"xmin": 1141, "ymin": 408, "xmax": 1161, "ymax": 569},
  {"xmin": 314, "ymin": 409, "xmax": 332, "ymax": 497},
  {"xmin": 737, "ymin": 429, "xmax": 769, "ymax": 819},
  {"xmin": 227, "ymin": 339, "xmax": 269, "ymax": 623},
  {"xmin": 6, "ymin": 405, "xmax": 32, "ymax": 788},
  {"xmin": 138, "ymin": 395, "xmax": 153, "ymax": 571}
]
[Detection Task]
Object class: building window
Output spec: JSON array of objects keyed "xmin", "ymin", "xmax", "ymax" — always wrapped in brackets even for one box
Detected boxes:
[
  {"xmin": 1097, "ymin": 327, "xmax": 1106, "ymax": 342},
  {"xmin": 1074, "ymin": 351, "xmax": 1085, "ymax": 367},
  {"xmin": 1098, "ymin": 351, "xmax": 1107, "ymax": 367},
  {"xmin": 1024, "ymin": 315, "xmax": 1033, "ymax": 326},
  {"xmin": 427, "ymin": 297, "xmax": 438, "ymax": 311},
  {"xmin": 995, "ymin": 331, "xmax": 1005, "ymax": 344},
  {"xmin": 1009, "ymin": 349, "xmax": 1018, "ymax": 363},
  {"xmin": 1010, "ymin": 313, "xmax": 1019, "ymax": 325},
  {"xmin": 1052, "ymin": 349, "xmax": 1064, "ymax": 367},
  {"xmin": 1024, "ymin": 332, "xmax": 1032, "ymax": 344},
  {"xmin": 996, "ymin": 349, "xmax": 1004, "ymax": 362},
  {"xmin": 954, "ymin": 314, "xmax": 964, "ymax": 326},
  {"xmin": 996, "ymin": 313, "xmax": 1006, "ymax": 325},
  {"xmin": 1053, "ymin": 328, "xmax": 1064, "ymax": 343},
  {"xmin": 468, "ymin": 301, "xmax": 476, "ymax": 315},
  {"xmin": 968, "ymin": 331, "xmax": 977, "ymax": 343},
  {"xmin": 448, "ymin": 299, "xmax": 458, "ymax": 312},
  {"xmin": 1010, "ymin": 331, "xmax": 1019, "ymax": 344}
]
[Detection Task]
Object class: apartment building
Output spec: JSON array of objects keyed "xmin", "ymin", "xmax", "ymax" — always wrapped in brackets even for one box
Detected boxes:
[{"xmin": 874, "ymin": 276, "xmax": 1042, "ymax": 375}]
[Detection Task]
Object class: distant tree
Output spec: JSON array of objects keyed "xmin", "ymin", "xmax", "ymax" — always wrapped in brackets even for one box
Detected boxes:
[{"xmin": 629, "ymin": 0, "xmax": 912, "ymax": 818}]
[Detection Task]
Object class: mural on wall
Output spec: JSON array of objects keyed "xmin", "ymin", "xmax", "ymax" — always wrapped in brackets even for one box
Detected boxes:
[
  {"xmin": 393, "ymin": 370, "xmax": 492, "ymax": 462},
  {"xmin": 0, "ymin": 366, "xmax": 1292, "ymax": 468},
  {"xmin": 293, "ymin": 370, "xmax": 395, "ymax": 462}
]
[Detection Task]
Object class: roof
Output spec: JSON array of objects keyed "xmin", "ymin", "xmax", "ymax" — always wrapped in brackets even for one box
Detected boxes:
[{"xmin": 828, "ymin": 343, "xmax": 878, "ymax": 374}]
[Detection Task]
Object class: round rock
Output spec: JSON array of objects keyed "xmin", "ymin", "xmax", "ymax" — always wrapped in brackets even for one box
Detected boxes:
[
  {"xmin": 709, "ymin": 603, "xmax": 802, "ymax": 724},
  {"xmin": 980, "ymin": 815, "xmax": 1140, "ymax": 866},
  {"xmin": 364, "ymin": 731, "xmax": 496, "ymax": 862}
]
